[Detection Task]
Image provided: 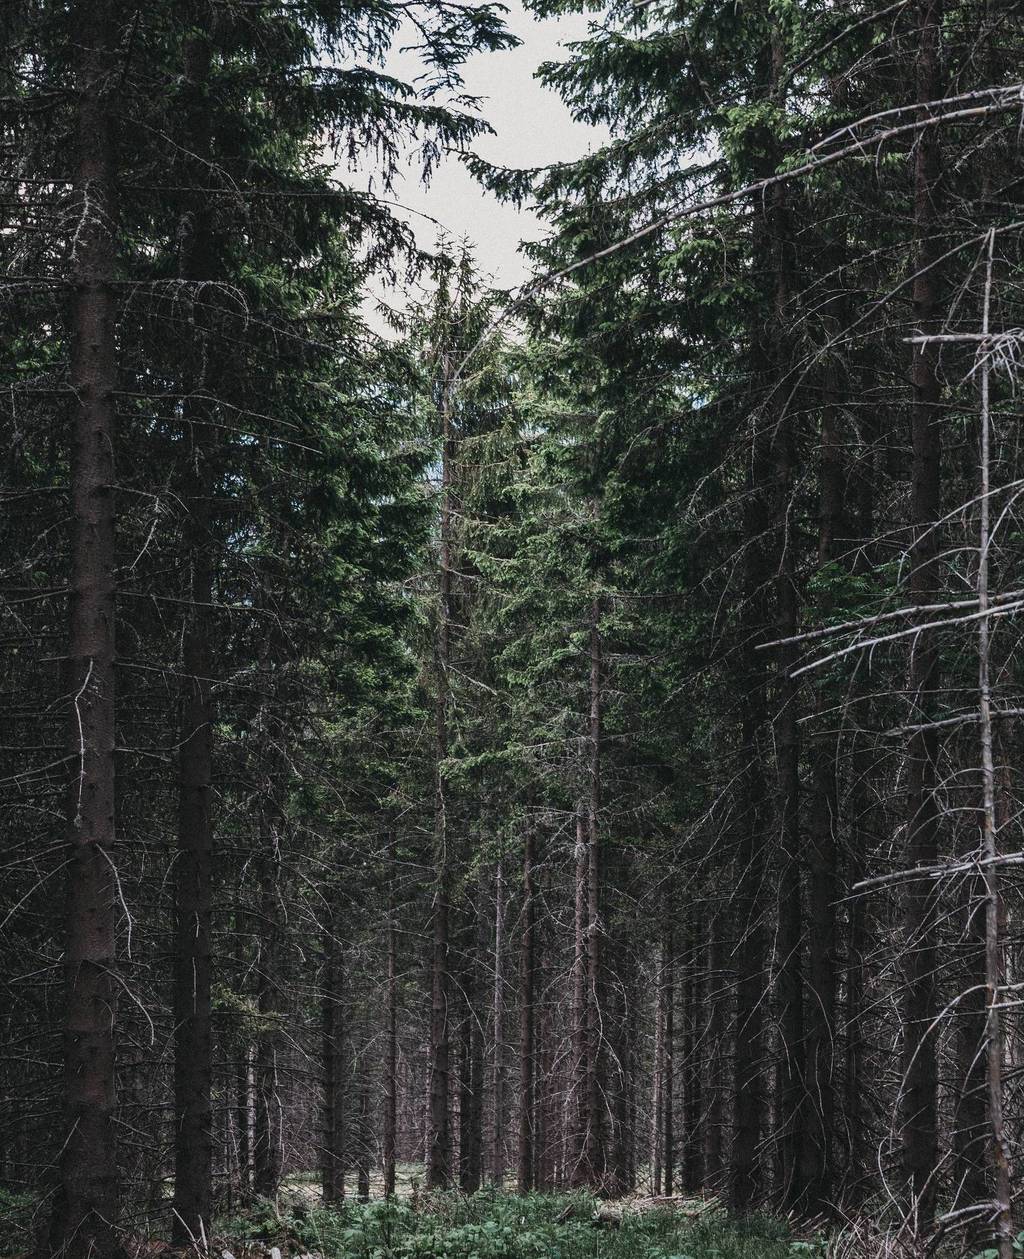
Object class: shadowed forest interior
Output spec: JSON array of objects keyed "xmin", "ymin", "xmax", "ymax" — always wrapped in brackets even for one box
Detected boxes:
[{"xmin": 4, "ymin": 2, "xmax": 1024, "ymax": 1258}]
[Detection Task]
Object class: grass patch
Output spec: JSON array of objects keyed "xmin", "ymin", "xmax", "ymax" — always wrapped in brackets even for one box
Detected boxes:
[{"xmin": 220, "ymin": 1190, "xmax": 825, "ymax": 1259}]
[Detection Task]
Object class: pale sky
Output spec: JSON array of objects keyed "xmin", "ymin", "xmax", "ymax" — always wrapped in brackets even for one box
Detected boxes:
[{"xmin": 348, "ymin": 1, "xmax": 607, "ymax": 311}]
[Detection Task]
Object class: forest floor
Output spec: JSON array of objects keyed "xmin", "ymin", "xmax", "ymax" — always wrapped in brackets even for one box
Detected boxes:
[
  {"xmin": 213, "ymin": 1184, "xmax": 827, "ymax": 1259},
  {"xmin": 2, "ymin": 1179, "xmax": 1005, "ymax": 1259}
]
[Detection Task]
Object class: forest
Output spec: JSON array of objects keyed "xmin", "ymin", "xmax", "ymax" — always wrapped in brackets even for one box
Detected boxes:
[{"xmin": 3, "ymin": 1, "xmax": 1024, "ymax": 1257}]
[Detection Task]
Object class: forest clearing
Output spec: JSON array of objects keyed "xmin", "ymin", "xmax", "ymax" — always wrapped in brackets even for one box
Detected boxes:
[{"xmin": 4, "ymin": 1, "xmax": 1024, "ymax": 1258}]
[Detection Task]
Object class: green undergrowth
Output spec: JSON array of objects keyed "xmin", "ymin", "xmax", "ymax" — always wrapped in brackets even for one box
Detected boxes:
[
  {"xmin": 218, "ymin": 1190, "xmax": 826, "ymax": 1259},
  {"xmin": 0, "ymin": 1186, "xmax": 34, "ymax": 1255}
]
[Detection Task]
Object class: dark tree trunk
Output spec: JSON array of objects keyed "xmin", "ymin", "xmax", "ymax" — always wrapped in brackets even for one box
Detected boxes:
[
  {"xmin": 357, "ymin": 1085, "xmax": 371, "ymax": 1203},
  {"xmin": 608, "ymin": 955, "xmax": 634, "ymax": 1196},
  {"xmin": 703, "ymin": 915, "xmax": 727, "ymax": 1187},
  {"xmin": 322, "ymin": 933, "xmax": 346, "ymax": 1204},
  {"xmin": 953, "ymin": 825, "xmax": 988, "ymax": 1213},
  {"xmin": 517, "ymin": 826, "xmax": 538, "ymax": 1193},
  {"xmin": 663, "ymin": 922, "xmax": 675, "ymax": 1196},
  {"xmin": 900, "ymin": 0, "xmax": 944, "ymax": 1228},
  {"xmin": 730, "ymin": 434, "xmax": 770, "ymax": 1212},
  {"xmin": 172, "ymin": 451, "xmax": 216, "ymax": 1241},
  {"xmin": 571, "ymin": 810, "xmax": 589, "ymax": 1181},
  {"xmin": 843, "ymin": 404, "xmax": 879, "ymax": 1204},
  {"xmin": 730, "ymin": 806, "xmax": 767, "ymax": 1206},
  {"xmin": 237, "ymin": 1048, "xmax": 254, "ymax": 1198},
  {"xmin": 490, "ymin": 859, "xmax": 506, "ymax": 1186},
  {"xmin": 254, "ymin": 838, "xmax": 284, "ymax": 1199},
  {"xmin": 798, "ymin": 341, "xmax": 845, "ymax": 1215},
  {"xmin": 458, "ymin": 892, "xmax": 485, "ymax": 1193},
  {"xmin": 621, "ymin": 966, "xmax": 639, "ymax": 1194},
  {"xmin": 384, "ymin": 835, "xmax": 398, "ymax": 1197},
  {"xmin": 682, "ymin": 911, "xmax": 704, "ymax": 1193},
  {"xmin": 843, "ymin": 839, "xmax": 868, "ymax": 1200},
  {"xmin": 428, "ymin": 803, "xmax": 453, "ymax": 1188},
  {"xmin": 582, "ymin": 602, "xmax": 607, "ymax": 1190},
  {"xmin": 652, "ymin": 970, "xmax": 664, "ymax": 1197},
  {"xmin": 171, "ymin": 27, "xmax": 216, "ymax": 1243},
  {"xmin": 768, "ymin": 141, "xmax": 806, "ymax": 1225},
  {"xmin": 49, "ymin": 6, "xmax": 124, "ymax": 1254},
  {"xmin": 428, "ymin": 351, "xmax": 454, "ymax": 1190},
  {"xmin": 535, "ymin": 956, "xmax": 555, "ymax": 1190}
]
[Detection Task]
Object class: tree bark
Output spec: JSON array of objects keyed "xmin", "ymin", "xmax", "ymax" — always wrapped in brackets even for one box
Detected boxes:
[
  {"xmin": 490, "ymin": 859, "xmax": 506, "ymax": 1186},
  {"xmin": 458, "ymin": 890, "xmax": 485, "ymax": 1193},
  {"xmin": 254, "ymin": 834, "xmax": 284, "ymax": 1199},
  {"xmin": 357, "ymin": 1084, "xmax": 371, "ymax": 1203},
  {"xmin": 517, "ymin": 825, "xmax": 538, "ymax": 1193},
  {"xmin": 730, "ymin": 428, "xmax": 770, "ymax": 1211},
  {"xmin": 384, "ymin": 834, "xmax": 398, "ymax": 1197},
  {"xmin": 237, "ymin": 1048, "xmax": 254, "ymax": 1198},
  {"xmin": 49, "ymin": 5, "xmax": 124, "ymax": 1254},
  {"xmin": 662, "ymin": 922, "xmax": 675, "ymax": 1196},
  {"xmin": 767, "ymin": 54, "xmax": 806, "ymax": 1210},
  {"xmin": 900, "ymin": 0, "xmax": 944, "ymax": 1229},
  {"xmin": 172, "ymin": 449, "xmax": 216, "ymax": 1242},
  {"xmin": 704, "ymin": 914, "xmax": 726, "ymax": 1187},
  {"xmin": 730, "ymin": 798, "xmax": 767, "ymax": 1206},
  {"xmin": 427, "ymin": 346, "xmax": 455, "ymax": 1190},
  {"xmin": 571, "ymin": 809, "xmax": 589, "ymax": 1182},
  {"xmin": 974, "ymin": 234, "xmax": 1013, "ymax": 1258},
  {"xmin": 171, "ymin": 26, "xmax": 216, "ymax": 1244},
  {"xmin": 682, "ymin": 908, "xmax": 703, "ymax": 1193},
  {"xmin": 798, "ymin": 328, "xmax": 844, "ymax": 1214},
  {"xmin": 953, "ymin": 822, "xmax": 988, "ymax": 1215},
  {"xmin": 583, "ymin": 601, "xmax": 606, "ymax": 1191},
  {"xmin": 536, "ymin": 954, "xmax": 555, "ymax": 1190},
  {"xmin": 612, "ymin": 962, "xmax": 637, "ymax": 1195},
  {"xmin": 322, "ymin": 930, "xmax": 346, "ymax": 1204},
  {"xmin": 652, "ymin": 970, "xmax": 664, "ymax": 1197}
]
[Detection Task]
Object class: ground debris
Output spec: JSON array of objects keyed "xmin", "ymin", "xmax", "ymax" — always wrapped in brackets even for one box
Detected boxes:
[{"xmin": 592, "ymin": 1196, "xmax": 717, "ymax": 1227}]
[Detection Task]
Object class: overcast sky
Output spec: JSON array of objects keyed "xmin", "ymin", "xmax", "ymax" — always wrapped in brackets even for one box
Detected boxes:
[{"xmin": 349, "ymin": 1, "xmax": 607, "ymax": 311}]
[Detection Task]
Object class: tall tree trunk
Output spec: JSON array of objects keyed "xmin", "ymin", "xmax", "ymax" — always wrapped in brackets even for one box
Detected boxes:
[
  {"xmin": 974, "ymin": 236, "xmax": 1013, "ymax": 1258},
  {"xmin": 535, "ymin": 954, "xmax": 555, "ymax": 1190},
  {"xmin": 843, "ymin": 845, "xmax": 868, "ymax": 1200},
  {"xmin": 682, "ymin": 908, "xmax": 703, "ymax": 1193},
  {"xmin": 322, "ymin": 930, "xmax": 346, "ymax": 1204},
  {"xmin": 652, "ymin": 971, "xmax": 664, "ymax": 1197},
  {"xmin": 172, "ymin": 483, "xmax": 215, "ymax": 1240},
  {"xmin": 900, "ymin": 0, "xmax": 944, "ymax": 1229},
  {"xmin": 458, "ymin": 890, "xmax": 484, "ymax": 1193},
  {"xmin": 615, "ymin": 965, "xmax": 638, "ymax": 1194},
  {"xmin": 384, "ymin": 835, "xmax": 398, "ymax": 1198},
  {"xmin": 703, "ymin": 914, "xmax": 727, "ymax": 1187},
  {"xmin": 583, "ymin": 600, "xmax": 606, "ymax": 1190},
  {"xmin": 490, "ymin": 858, "xmax": 506, "ymax": 1186},
  {"xmin": 730, "ymin": 799, "xmax": 767, "ymax": 1205},
  {"xmin": 798, "ymin": 342, "xmax": 844, "ymax": 1215},
  {"xmin": 237, "ymin": 1047, "xmax": 254, "ymax": 1198},
  {"xmin": 428, "ymin": 348, "xmax": 454, "ymax": 1190},
  {"xmin": 767, "ymin": 72, "xmax": 806, "ymax": 1214},
  {"xmin": 254, "ymin": 833, "xmax": 284, "ymax": 1199},
  {"xmin": 730, "ymin": 434, "xmax": 770, "ymax": 1211},
  {"xmin": 517, "ymin": 826, "xmax": 538, "ymax": 1193},
  {"xmin": 843, "ymin": 403, "xmax": 879, "ymax": 1204},
  {"xmin": 953, "ymin": 822, "xmax": 988, "ymax": 1215},
  {"xmin": 49, "ymin": 6, "xmax": 124, "ymax": 1254},
  {"xmin": 357, "ymin": 1084, "xmax": 371, "ymax": 1203},
  {"xmin": 171, "ymin": 27, "xmax": 216, "ymax": 1244},
  {"xmin": 662, "ymin": 921, "xmax": 675, "ymax": 1196},
  {"xmin": 571, "ymin": 810, "xmax": 589, "ymax": 1182}
]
